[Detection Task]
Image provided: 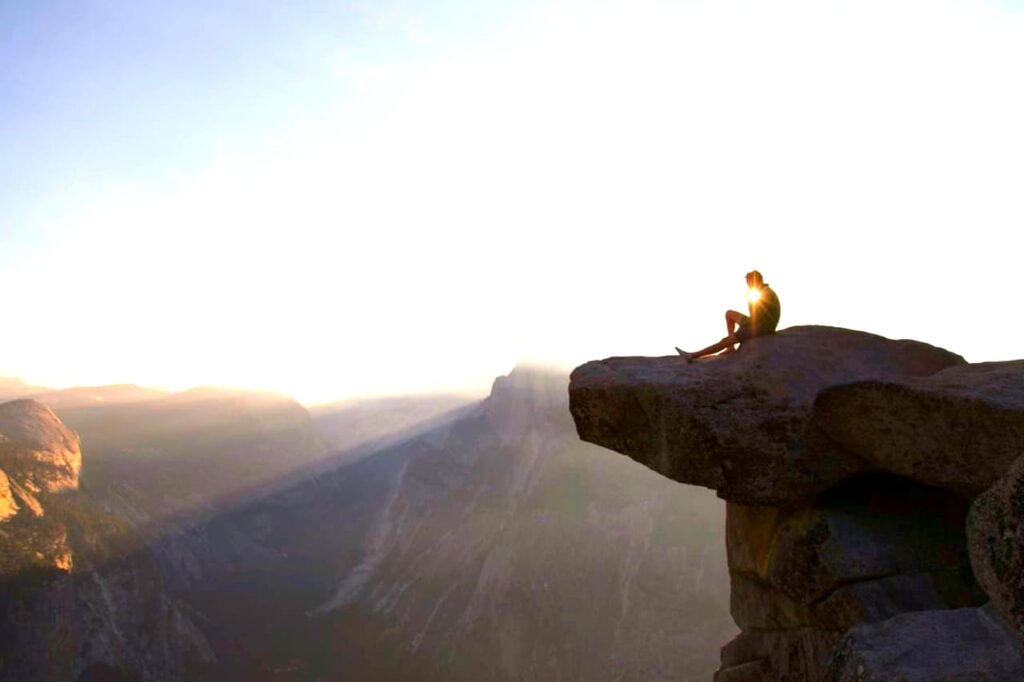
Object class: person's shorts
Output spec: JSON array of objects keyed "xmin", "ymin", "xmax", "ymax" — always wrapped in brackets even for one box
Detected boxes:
[{"xmin": 736, "ymin": 321, "xmax": 773, "ymax": 343}]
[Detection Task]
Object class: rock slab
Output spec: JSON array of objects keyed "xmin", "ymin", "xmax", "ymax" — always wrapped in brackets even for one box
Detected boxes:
[
  {"xmin": 814, "ymin": 361, "xmax": 1024, "ymax": 497},
  {"xmin": 569, "ymin": 326, "xmax": 964, "ymax": 507}
]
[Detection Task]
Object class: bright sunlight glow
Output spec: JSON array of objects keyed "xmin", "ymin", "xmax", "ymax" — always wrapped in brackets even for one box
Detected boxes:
[{"xmin": 2, "ymin": 0, "xmax": 1023, "ymax": 403}]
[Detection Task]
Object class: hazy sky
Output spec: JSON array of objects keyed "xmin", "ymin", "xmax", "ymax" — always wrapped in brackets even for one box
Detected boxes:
[{"xmin": 2, "ymin": 0, "xmax": 1023, "ymax": 403}]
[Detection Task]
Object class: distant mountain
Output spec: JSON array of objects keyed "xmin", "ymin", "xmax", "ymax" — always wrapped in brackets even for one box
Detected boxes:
[
  {"xmin": 311, "ymin": 393, "xmax": 479, "ymax": 464},
  {"xmin": 29, "ymin": 384, "xmax": 167, "ymax": 410},
  {"xmin": 0, "ymin": 369, "xmax": 733, "ymax": 680},
  {"xmin": 47, "ymin": 386, "xmax": 326, "ymax": 523},
  {"xmin": 161, "ymin": 366, "xmax": 734, "ymax": 680},
  {"xmin": 0, "ymin": 377, "xmax": 51, "ymax": 403}
]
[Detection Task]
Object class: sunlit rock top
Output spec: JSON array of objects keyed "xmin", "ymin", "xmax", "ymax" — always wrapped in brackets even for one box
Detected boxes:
[{"xmin": 0, "ymin": 399, "xmax": 82, "ymax": 494}]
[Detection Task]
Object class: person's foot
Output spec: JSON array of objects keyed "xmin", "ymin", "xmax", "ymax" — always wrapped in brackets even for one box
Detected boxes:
[{"xmin": 675, "ymin": 347, "xmax": 694, "ymax": 363}]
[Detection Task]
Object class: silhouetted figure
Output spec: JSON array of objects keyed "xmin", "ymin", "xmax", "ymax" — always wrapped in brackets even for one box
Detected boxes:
[{"xmin": 676, "ymin": 270, "xmax": 781, "ymax": 361}]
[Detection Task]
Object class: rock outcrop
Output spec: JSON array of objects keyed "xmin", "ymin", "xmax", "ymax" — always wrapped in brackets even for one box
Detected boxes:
[
  {"xmin": 569, "ymin": 326, "xmax": 1024, "ymax": 680},
  {"xmin": 0, "ymin": 398, "xmax": 215, "ymax": 679},
  {"xmin": 0, "ymin": 400, "xmax": 82, "ymax": 573},
  {"xmin": 0, "ymin": 399, "xmax": 82, "ymax": 494},
  {"xmin": 814, "ymin": 360, "xmax": 1024, "ymax": 496},
  {"xmin": 569, "ymin": 326, "xmax": 964, "ymax": 508}
]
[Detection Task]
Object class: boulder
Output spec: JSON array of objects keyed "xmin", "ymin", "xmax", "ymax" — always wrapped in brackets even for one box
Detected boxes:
[
  {"xmin": 728, "ymin": 476, "xmax": 979, "ymax": 601},
  {"xmin": 0, "ymin": 399, "xmax": 81, "ymax": 493},
  {"xmin": 727, "ymin": 475, "xmax": 985, "ymax": 633},
  {"xmin": 968, "ymin": 452, "xmax": 1024, "ymax": 637},
  {"xmin": 811, "ymin": 571, "xmax": 984, "ymax": 631},
  {"xmin": 569, "ymin": 326, "xmax": 963, "ymax": 507},
  {"xmin": 813, "ymin": 360, "xmax": 1024, "ymax": 497},
  {"xmin": 825, "ymin": 605, "xmax": 1024, "ymax": 681}
]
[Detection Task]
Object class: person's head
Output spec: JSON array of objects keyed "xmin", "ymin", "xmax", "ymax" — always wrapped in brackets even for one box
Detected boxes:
[{"xmin": 745, "ymin": 270, "xmax": 764, "ymax": 288}]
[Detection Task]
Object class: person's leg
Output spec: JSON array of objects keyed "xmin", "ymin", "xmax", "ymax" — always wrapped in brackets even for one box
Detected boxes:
[
  {"xmin": 676, "ymin": 310, "xmax": 748, "ymax": 361},
  {"xmin": 676, "ymin": 333, "xmax": 739, "ymax": 361},
  {"xmin": 725, "ymin": 310, "xmax": 746, "ymax": 336},
  {"xmin": 721, "ymin": 310, "xmax": 748, "ymax": 354}
]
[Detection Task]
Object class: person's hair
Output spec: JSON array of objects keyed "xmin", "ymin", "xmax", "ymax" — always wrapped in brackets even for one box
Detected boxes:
[{"xmin": 745, "ymin": 270, "xmax": 764, "ymax": 286}]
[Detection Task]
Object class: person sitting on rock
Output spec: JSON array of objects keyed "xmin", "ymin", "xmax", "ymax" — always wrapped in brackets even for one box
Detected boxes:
[{"xmin": 676, "ymin": 270, "xmax": 781, "ymax": 362}]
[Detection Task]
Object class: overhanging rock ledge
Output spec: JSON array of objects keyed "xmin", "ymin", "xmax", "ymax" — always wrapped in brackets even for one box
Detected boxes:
[{"xmin": 568, "ymin": 325, "xmax": 964, "ymax": 507}]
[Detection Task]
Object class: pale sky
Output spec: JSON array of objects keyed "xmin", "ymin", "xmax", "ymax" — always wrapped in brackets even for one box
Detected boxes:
[{"xmin": 2, "ymin": 0, "xmax": 1023, "ymax": 404}]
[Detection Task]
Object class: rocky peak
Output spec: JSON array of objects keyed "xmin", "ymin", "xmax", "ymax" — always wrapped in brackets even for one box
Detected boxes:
[
  {"xmin": 0, "ymin": 399, "xmax": 81, "ymax": 494},
  {"xmin": 0, "ymin": 399, "xmax": 84, "ymax": 578},
  {"xmin": 485, "ymin": 365, "xmax": 572, "ymax": 444}
]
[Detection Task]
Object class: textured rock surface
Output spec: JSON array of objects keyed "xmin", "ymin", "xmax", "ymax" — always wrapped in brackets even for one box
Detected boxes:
[
  {"xmin": 569, "ymin": 326, "xmax": 964, "ymax": 507},
  {"xmin": 728, "ymin": 480, "xmax": 968, "ymax": 603},
  {"xmin": 0, "ymin": 470, "xmax": 17, "ymax": 521},
  {"xmin": 727, "ymin": 476, "xmax": 984, "ymax": 632},
  {"xmin": 814, "ymin": 361, "xmax": 1024, "ymax": 497},
  {"xmin": 0, "ymin": 400, "xmax": 85, "ymax": 575},
  {"xmin": 0, "ymin": 399, "xmax": 81, "ymax": 493},
  {"xmin": 8, "ymin": 476, "xmax": 44, "ymax": 517},
  {"xmin": 825, "ymin": 605, "xmax": 1024, "ymax": 681},
  {"xmin": 0, "ymin": 550, "xmax": 215, "ymax": 680},
  {"xmin": 969, "ymin": 453, "xmax": 1024, "ymax": 637}
]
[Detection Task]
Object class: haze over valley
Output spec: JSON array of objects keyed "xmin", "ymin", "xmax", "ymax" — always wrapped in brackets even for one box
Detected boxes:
[{"xmin": 0, "ymin": 368, "xmax": 732, "ymax": 680}]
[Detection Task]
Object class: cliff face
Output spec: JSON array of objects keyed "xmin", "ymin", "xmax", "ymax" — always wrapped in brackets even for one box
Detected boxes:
[
  {"xmin": 0, "ymin": 400, "xmax": 82, "ymax": 573},
  {"xmin": 0, "ymin": 399, "xmax": 213, "ymax": 680},
  {"xmin": 161, "ymin": 366, "xmax": 734, "ymax": 681},
  {"xmin": 569, "ymin": 326, "xmax": 1024, "ymax": 681},
  {"xmin": 1, "ymin": 371, "xmax": 735, "ymax": 680}
]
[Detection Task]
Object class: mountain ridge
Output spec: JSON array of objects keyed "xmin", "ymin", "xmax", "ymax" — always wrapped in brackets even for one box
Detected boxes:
[{"xmin": 0, "ymin": 364, "xmax": 734, "ymax": 680}]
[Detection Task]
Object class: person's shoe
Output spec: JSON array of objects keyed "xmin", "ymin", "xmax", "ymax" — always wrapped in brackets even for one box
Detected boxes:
[{"xmin": 675, "ymin": 347, "xmax": 694, "ymax": 363}]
